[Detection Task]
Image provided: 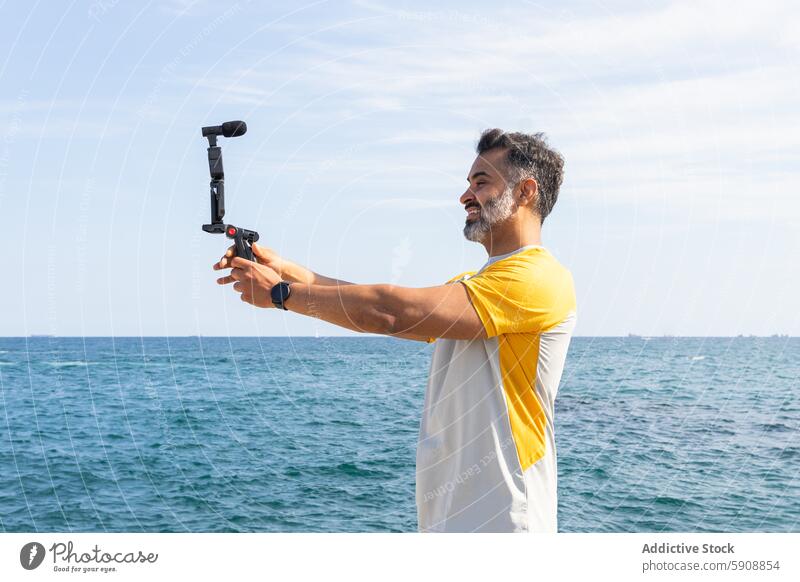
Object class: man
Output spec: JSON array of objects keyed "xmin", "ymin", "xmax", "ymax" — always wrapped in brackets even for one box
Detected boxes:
[{"xmin": 213, "ymin": 128, "xmax": 577, "ymax": 532}]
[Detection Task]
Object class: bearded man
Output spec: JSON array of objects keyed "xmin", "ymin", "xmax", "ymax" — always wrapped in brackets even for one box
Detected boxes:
[{"xmin": 214, "ymin": 128, "xmax": 577, "ymax": 532}]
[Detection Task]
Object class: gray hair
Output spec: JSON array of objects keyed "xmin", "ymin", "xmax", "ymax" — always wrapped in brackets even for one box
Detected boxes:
[{"xmin": 476, "ymin": 128, "xmax": 565, "ymax": 224}]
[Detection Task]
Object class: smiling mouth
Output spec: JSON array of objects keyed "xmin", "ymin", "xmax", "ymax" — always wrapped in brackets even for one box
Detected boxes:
[{"xmin": 466, "ymin": 206, "xmax": 480, "ymax": 218}]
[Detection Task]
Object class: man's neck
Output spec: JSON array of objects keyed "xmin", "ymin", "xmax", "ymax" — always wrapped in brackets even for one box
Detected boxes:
[{"xmin": 482, "ymin": 223, "xmax": 542, "ymax": 257}]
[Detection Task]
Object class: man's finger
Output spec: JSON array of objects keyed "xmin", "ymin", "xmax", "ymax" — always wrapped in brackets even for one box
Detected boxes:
[
  {"xmin": 230, "ymin": 257, "xmax": 250, "ymax": 269},
  {"xmin": 213, "ymin": 246, "xmax": 239, "ymax": 270},
  {"xmin": 213, "ymin": 257, "xmax": 232, "ymax": 270},
  {"xmin": 233, "ymin": 282, "xmax": 242, "ymax": 292},
  {"xmin": 216, "ymin": 275, "xmax": 235, "ymax": 285}
]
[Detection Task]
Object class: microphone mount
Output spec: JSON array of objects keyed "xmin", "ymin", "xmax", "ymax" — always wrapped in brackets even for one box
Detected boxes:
[{"xmin": 201, "ymin": 120, "xmax": 259, "ymax": 262}]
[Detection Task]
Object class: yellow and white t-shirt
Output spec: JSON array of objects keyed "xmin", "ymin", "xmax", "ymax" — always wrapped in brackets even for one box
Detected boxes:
[{"xmin": 416, "ymin": 245, "xmax": 577, "ymax": 532}]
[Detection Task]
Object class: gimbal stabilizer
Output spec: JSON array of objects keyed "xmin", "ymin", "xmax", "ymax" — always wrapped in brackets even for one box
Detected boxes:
[{"xmin": 201, "ymin": 120, "xmax": 259, "ymax": 262}]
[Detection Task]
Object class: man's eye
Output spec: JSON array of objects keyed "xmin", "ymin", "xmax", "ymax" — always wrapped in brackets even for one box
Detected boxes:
[{"xmin": 476, "ymin": 182, "xmax": 486, "ymax": 187}]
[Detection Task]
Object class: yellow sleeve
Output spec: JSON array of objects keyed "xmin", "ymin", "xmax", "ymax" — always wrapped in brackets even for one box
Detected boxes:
[
  {"xmin": 461, "ymin": 253, "xmax": 576, "ymax": 337},
  {"xmin": 426, "ymin": 271, "xmax": 477, "ymax": 343}
]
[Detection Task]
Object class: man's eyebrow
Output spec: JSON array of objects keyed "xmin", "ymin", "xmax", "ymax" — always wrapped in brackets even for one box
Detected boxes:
[{"xmin": 467, "ymin": 171, "xmax": 492, "ymax": 183}]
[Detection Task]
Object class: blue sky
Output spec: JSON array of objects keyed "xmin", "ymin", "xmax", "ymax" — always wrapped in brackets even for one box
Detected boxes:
[{"xmin": 0, "ymin": 0, "xmax": 797, "ymax": 337}]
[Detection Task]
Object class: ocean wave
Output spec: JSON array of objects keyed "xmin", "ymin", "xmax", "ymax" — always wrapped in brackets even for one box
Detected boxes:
[
  {"xmin": 759, "ymin": 422, "xmax": 791, "ymax": 432},
  {"xmin": 46, "ymin": 361, "xmax": 96, "ymax": 367},
  {"xmin": 778, "ymin": 447, "xmax": 800, "ymax": 459},
  {"xmin": 652, "ymin": 495, "xmax": 699, "ymax": 508}
]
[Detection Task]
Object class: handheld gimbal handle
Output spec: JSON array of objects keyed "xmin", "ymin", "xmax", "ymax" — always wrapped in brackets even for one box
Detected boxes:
[{"xmin": 225, "ymin": 225, "xmax": 259, "ymax": 262}]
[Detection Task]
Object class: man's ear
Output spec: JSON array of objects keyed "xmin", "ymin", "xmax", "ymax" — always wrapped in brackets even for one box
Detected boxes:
[{"xmin": 519, "ymin": 177, "xmax": 538, "ymax": 207}]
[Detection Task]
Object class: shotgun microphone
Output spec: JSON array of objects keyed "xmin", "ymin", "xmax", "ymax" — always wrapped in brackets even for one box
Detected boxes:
[{"xmin": 201, "ymin": 120, "xmax": 247, "ymax": 139}]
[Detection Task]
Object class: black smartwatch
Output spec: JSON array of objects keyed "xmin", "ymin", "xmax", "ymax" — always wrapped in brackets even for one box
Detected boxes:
[{"xmin": 270, "ymin": 281, "xmax": 292, "ymax": 310}]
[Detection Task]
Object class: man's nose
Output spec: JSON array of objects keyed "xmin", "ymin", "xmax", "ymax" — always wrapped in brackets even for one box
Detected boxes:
[{"xmin": 460, "ymin": 189, "xmax": 474, "ymax": 205}]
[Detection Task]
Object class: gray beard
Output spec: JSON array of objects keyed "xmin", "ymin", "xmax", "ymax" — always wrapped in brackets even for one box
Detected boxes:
[{"xmin": 462, "ymin": 184, "xmax": 517, "ymax": 242}]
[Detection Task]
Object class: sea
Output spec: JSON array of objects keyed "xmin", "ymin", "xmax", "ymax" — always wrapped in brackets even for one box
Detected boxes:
[{"xmin": 0, "ymin": 336, "xmax": 797, "ymax": 533}]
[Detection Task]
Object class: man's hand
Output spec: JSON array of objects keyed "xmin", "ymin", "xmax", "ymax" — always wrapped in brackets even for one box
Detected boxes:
[
  {"xmin": 214, "ymin": 255, "xmax": 282, "ymax": 308},
  {"xmin": 214, "ymin": 242, "xmax": 286, "ymax": 275}
]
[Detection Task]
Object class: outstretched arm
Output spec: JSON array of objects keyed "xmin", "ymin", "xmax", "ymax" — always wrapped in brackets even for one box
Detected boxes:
[
  {"xmin": 214, "ymin": 256, "xmax": 486, "ymax": 342},
  {"xmin": 286, "ymin": 282, "xmax": 486, "ymax": 342}
]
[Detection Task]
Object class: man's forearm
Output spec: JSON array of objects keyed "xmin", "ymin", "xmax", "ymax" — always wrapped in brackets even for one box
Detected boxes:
[
  {"xmin": 281, "ymin": 260, "xmax": 354, "ymax": 287},
  {"xmin": 284, "ymin": 283, "xmax": 395, "ymax": 335},
  {"xmin": 310, "ymin": 273, "xmax": 355, "ymax": 286}
]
